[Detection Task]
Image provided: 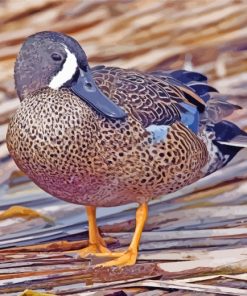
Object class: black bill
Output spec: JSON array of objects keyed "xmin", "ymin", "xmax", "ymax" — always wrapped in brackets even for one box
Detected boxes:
[{"xmin": 71, "ymin": 67, "xmax": 127, "ymax": 120}]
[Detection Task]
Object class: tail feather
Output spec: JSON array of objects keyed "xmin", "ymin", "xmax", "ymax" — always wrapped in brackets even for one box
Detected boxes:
[
  {"xmin": 218, "ymin": 135, "xmax": 247, "ymax": 148},
  {"xmin": 213, "ymin": 120, "xmax": 247, "ymax": 147},
  {"xmin": 201, "ymin": 96, "xmax": 242, "ymax": 124},
  {"xmin": 204, "ymin": 121, "xmax": 247, "ymax": 175},
  {"xmin": 212, "ymin": 120, "xmax": 247, "ymax": 165}
]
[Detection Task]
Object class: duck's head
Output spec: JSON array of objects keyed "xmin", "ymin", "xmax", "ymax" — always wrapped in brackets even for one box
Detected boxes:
[
  {"xmin": 14, "ymin": 31, "xmax": 126, "ymax": 120},
  {"xmin": 15, "ymin": 31, "xmax": 87, "ymax": 99}
]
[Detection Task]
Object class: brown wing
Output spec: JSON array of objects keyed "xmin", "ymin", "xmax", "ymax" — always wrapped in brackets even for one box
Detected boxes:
[
  {"xmin": 92, "ymin": 66, "xmax": 198, "ymax": 128},
  {"xmin": 92, "ymin": 66, "xmax": 240, "ymax": 133}
]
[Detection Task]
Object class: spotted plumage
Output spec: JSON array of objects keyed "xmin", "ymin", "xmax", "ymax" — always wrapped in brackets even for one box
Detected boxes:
[{"xmin": 6, "ymin": 31, "xmax": 247, "ymax": 266}]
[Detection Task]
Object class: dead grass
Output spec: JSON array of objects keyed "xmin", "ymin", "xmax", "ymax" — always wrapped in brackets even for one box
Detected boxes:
[{"xmin": 0, "ymin": 0, "xmax": 247, "ymax": 295}]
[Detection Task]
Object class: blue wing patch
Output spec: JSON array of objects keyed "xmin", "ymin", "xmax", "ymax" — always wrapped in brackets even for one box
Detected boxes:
[
  {"xmin": 180, "ymin": 102, "xmax": 199, "ymax": 134},
  {"xmin": 146, "ymin": 124, "xmax": 170, "ymax": 144},
  {"xmin": 146, "ymin": 102, "xmax": 199, "ymax": 143}
]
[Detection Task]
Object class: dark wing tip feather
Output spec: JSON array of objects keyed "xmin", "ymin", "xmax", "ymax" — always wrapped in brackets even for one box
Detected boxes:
[
  {"xmin": 169, "ymin": 70, "xmax": 208, "ymax": 83},
  {"xmin": 188, "ymin": 84, "xmax": 218, "ymax": 96}
]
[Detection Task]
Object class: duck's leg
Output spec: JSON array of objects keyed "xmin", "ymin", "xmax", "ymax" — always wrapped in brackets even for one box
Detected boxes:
[
  {"xmin": 0, "ymin": 205, "xmax": 53, "ymax": 223},
  {"xmin": 75, "ymin": 206, "xmax": 110, "ymax": 257},
  {"xmin": 97, "ymin": 202, "xmax": 148, "ymax": 267}
]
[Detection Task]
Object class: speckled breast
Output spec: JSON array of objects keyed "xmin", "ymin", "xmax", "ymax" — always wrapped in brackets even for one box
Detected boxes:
[{"xmin": 7, "ymin": 88, "xmax": 208, "ymax": 207}]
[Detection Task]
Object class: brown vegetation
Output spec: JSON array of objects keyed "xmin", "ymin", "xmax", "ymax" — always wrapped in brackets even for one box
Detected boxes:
[{"xmin": 0, "ymin": 0, "xmax": 247, "ymax": 295}]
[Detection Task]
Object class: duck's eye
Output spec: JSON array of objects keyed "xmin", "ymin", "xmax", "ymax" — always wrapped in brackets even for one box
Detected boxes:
[{"xmin": 51, "ymin": 53, "xmax": 62, "ymax": 61}]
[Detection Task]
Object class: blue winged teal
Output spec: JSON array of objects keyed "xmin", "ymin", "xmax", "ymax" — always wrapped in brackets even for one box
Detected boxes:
[{"xmin": 6, "ymin": 31, "xmax": 247, "ymax": 266}]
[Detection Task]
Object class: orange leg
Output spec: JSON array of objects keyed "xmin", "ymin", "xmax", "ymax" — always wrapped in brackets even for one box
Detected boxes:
[
  {"xmin": 0, "ymin": 205, "xmax": 53, "ymax": 223},
  {"xmin": 20, "ymin": 289, "xmax": 55, "ymax": 296},
  {"xmin": 74, "ymin": 206, "xmax": 110, "ymax": 257},
  {"xmin": 96, "ymin": 203, "xmax": 148, "ymax": 267}
]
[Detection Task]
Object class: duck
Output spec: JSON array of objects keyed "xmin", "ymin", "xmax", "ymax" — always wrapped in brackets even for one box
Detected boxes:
[{"xmin": 6, "ymin": 31, "xmax": 247, "ymax": 267}]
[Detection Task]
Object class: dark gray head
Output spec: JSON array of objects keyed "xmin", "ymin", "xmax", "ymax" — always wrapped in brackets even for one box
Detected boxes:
[
  {"xmin": 14, "ymin": 31, "xmax": 126, "ymax": 120},
  {"xmin": 15, "ymin": 31, "xmax": 87, "ymax": 100}
]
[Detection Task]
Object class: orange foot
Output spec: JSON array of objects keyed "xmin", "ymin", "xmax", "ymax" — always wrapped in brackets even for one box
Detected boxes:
[
  {"xmin": 67, "ymin": 203, "xmax": 148, "ymax": 267},
  {"xmin": 0, "ymin": 205, "xmax": 53, "ymax": 223},
  {"xmin": 93, "ymin": 203, "xmax": 148, "ymax": 267},
  {"xmin": 67, "ymin": 206, "xmax": 111, "ymax": 258},
  {"xmin": 74, "ymin": 241, "xmax": 110, "ymax": 257},
  {"xmin": 20, "ymin": 289, "xmax": 55, "ymax": 296},
  {"xmin": 95, "ymin": 248, "xmax": 137, "ymax": 267}
]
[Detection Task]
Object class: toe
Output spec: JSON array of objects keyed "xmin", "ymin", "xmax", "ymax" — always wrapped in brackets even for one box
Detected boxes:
[
  {"xmin": 97, "ymin": 249, "xmax": 137, "ymax": 267},
  {"xmin": 92, "ymin": 251, "xmax": 125, "ymax": 258},
  {"xmin": 66, "ymin": 244, "xmax": 111, "ymax": 258}
]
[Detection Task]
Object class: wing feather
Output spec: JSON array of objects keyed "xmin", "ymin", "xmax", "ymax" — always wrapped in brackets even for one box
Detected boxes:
[{"xmin": 92, "ymin": 66, "xmax": 239, "ymax": 136}]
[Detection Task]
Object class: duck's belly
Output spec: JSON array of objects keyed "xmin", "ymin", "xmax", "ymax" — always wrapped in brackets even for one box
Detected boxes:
[
  {"xmin": 28, "ymin": 151, "xmax": 206, "ymax": 207},
  {"xmin": 7, "ymin": 144, "xmax": 206, "ymax": 207},
  {"xmin": 8, "ymin": 150, "xmax": 207, "ymax": 207},
  {"xmin": 7, "ymin": 94, "xmax": 208, "ymax": 207}
]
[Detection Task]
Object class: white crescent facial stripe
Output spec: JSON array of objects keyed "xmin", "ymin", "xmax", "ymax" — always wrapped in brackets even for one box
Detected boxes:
[{"xmin": 49, "ymin": 45, "xmax": 78, "ymax": 90}]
